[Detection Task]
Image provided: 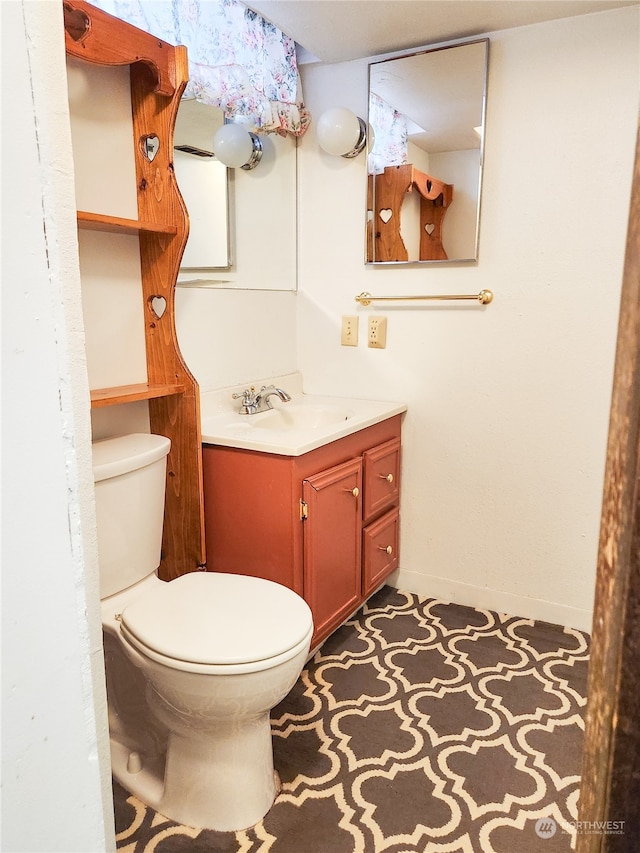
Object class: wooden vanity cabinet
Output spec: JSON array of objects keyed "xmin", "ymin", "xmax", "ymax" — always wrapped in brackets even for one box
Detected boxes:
[{"xmin": 202, "ymin": 415, "xmax": 401, "ymax": 648}]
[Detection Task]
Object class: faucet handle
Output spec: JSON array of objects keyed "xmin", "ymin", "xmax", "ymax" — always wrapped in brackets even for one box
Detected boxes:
[
  {"xmin": 232, "ymin": 386, "xmax": 256, "ymax": 404},
  {"xmin": 232, "ymin": 387, "xmax": 260, "ymax": 413}
]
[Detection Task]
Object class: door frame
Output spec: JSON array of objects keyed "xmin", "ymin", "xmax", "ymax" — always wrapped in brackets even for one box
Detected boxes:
[{"xmin": 578, "ymin": 121, "xmax": 640, "ymax": 852}]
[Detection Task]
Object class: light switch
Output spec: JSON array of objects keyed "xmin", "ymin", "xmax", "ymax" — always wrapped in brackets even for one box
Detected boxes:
[{"xmin": 341, "ymin": 315, "xmax": 359, "ymax": 346}]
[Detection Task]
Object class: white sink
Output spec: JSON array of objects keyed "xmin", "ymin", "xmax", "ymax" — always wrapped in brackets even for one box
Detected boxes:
[
  {"xmin": 249, "ymin": 404, "xmax": 351, "ymax": 431},
  {"xmin": 200, "ymin": 385, "xmax": 406, "ymax": 457}
]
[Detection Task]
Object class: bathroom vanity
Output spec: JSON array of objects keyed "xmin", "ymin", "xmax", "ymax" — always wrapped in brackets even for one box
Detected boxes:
[{"xmin": 201, "ymin": 388, "xmax": 405, "ymax": 649}]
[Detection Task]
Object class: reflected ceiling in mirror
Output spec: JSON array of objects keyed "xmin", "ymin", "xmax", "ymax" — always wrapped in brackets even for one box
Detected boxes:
[{"xmin": 366, "ymin": 39, "xmax": 488, "ymax": 264}]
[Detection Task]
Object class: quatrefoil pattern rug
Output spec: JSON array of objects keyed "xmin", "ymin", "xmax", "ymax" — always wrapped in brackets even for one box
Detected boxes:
[{"xmin": 113, "ymin": 587, "xmax": 589, "ymax": 853}]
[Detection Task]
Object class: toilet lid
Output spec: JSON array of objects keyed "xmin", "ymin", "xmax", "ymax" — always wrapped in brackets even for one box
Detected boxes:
[{"xmin": 120, "ymin": 572, "xmax": 313, "ymax": 666}]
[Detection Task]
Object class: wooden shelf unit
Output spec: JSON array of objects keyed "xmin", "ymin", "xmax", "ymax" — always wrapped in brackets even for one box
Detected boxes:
[
  {"xmin": 65, "ymin": 0, "xmax": 206, "ymax": 580},
  {"xmin": 90, "ymin": 382, "xmax": 185, "ymax": 408},
  {"xmin": 77, "ymin": 210, "xmax": 178, "ymax": 236}
]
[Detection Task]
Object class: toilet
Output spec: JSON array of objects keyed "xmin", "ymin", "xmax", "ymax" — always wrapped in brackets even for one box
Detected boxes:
[{"xmin": 94, "ymin": 433, "xmax": 313, "ymax": 832}]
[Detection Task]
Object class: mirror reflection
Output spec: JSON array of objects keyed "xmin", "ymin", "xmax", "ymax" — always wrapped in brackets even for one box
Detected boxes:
[
  {"xmin": 174, "ymin": 99, "xmax": 297, "ymax": 291},
  {"xmin": 366, "ymin": 39, "xmax": 488, "ymax": 264},
  {"xmin": 174, "ymin": 98, "xmax": 230, "ymax": 269}
]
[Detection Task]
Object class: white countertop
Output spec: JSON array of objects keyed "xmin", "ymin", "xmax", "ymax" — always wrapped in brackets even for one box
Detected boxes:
[{"xmin": 200, "ymin": 374, "xmax": 407, "ymax": 457}]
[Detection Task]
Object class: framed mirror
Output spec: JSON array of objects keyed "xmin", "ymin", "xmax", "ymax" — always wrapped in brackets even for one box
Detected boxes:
[
  {"xmin": 366, "ymin": 39, "xmax": 489, "ymax": 265},
  {"xmin": 174, "ymin": 98, "xmax": 297, "ymax": 291}
]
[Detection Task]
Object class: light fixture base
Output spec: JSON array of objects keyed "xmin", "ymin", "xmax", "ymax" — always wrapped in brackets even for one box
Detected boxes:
[
  {"xmin": 342, "ymin": 117, "xmax": 367, "ymax": 159},
  {"xmin": 242, "ymin": 133, "xmax": 263, "ymax": 170}
]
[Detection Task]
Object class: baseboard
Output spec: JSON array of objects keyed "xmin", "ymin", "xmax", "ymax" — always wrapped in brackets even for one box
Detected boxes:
[{"xmin": 387, "ymin": 568, "xmax": 593, "ymax": 634}]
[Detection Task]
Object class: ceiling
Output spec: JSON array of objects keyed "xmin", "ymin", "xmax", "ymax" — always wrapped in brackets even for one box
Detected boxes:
[{"xmin": 243, "ymin": 0, "xmax": 637, "ymax": 63}]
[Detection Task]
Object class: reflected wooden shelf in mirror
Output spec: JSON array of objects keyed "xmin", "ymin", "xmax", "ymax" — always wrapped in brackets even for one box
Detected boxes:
[
  {"xmin": 366, "ymin": 38, "xmax": 489, "ymax": 264},
  {"xmin": 367, "ymin": 164, "xmax": 453, "ymax": 262}
]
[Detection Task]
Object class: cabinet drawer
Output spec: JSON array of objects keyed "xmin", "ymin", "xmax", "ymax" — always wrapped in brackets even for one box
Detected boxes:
[
  {"xmin": 362, "ymin": 507, "xmax": 399, "ymax": 597},
  {"xmin": 363, "ymin": 437, "xmax": 400, "ymax": 523}
]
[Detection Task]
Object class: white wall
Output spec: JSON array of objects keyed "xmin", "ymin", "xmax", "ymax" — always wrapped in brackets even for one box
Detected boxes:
[
  {"xmin": 296, "ymin": 7, "xmax": 639, "ymax": 631},
  {"xmin": 431, "ymin": 148, "xmax": 481, "ymax": 260},
  {"xmin": 175, "ymin": 287, "xmax": 297, "ymax": 392},
  {"xmin": 2, "ymin": 2, "xmax": 114, "ymax": 851}
]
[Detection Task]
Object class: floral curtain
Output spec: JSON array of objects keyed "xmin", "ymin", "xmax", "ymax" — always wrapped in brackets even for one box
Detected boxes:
[
  {"xmin": 91, "ymin": 0, "xmax": 309, "ymax": 136},
  {"xmin": 367, "ymin": 92, "xmax": 408, "ymax": 174}
]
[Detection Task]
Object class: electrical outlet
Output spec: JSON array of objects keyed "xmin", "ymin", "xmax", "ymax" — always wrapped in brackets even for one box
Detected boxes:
[
  {"xmin": 341, "ymin": 315, "xmax": 359, "ymax": 346},
  {"xmin": 368, "ymin": 316, "xmax": 387, "ymax": 348}
]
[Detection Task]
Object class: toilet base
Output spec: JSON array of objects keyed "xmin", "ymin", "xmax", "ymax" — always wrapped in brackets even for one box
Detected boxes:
[
  {"xmin": 161, "ymin": 711, "xmax": 279, "ymax": 831},
  {"xmin": 110, "ymin": 737, "xmax": 166, "ymax": 814},
  {"xmin": 110, "ymin": 710, "xmax": 280, "ymax": 831}
]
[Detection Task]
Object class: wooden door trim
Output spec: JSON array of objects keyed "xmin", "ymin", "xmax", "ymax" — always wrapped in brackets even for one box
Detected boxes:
[{"xmin": 578, "ymin": 121, "xmax": 640, "ymax": 851}]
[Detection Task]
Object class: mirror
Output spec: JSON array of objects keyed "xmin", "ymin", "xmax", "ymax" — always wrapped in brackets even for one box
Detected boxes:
[
  {"xmin": 174, "ymin": 99, "xmax": 230, "ymax": 269},
  {"xmin": 174, "ymin": 98, "xmax": 297, "ymax": 291},
  {"xmin": 366, "ymin": 39, "xmax": 488, "ymax": 264}
]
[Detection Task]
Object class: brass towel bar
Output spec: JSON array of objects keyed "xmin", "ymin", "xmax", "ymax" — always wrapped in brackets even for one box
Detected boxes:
[{"xmin": 355, "ymin": 289, "xmax": 493, "ymax": 306}]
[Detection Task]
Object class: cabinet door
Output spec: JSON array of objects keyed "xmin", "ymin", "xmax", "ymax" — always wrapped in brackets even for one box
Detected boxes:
[
  {"xmin": 363, "ymin": 437, "xmax": 401, "ymax": 523},
  {"xmin": 362, "ymin": 507, "xmax": 399, "ymax": 598},
  {"xmin": 303, "ymin": 457, "xmax": 362, "ymax": 646}
]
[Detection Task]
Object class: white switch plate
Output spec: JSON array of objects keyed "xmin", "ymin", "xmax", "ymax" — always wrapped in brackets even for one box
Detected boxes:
[
  {"xmin": 341, "ymin": 315, "xmax": 359, "ymax": 346},
  {"xmin": 368, "ymin": 316, "xmax": 387, "ymax": 348}
]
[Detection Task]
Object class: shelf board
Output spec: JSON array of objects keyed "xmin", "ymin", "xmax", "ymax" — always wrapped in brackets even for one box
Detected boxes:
[
  {"xmin": 77, "ymin": 210, "xmax": 178, "ymax": 236},
  {"xmin": 90, "ymin": 382, "xmax": 185, "ymax": 408}
]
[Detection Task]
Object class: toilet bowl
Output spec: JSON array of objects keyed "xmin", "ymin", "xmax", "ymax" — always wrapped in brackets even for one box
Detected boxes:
[{"xmin": 94, "ymin": 434, "xmax": 313, "ymax": 831}]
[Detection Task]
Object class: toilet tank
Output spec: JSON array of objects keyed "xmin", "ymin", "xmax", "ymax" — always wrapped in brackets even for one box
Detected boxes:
[{"xmin": 92, "ymin": 433, "xmax": 171, "ymax": 599}]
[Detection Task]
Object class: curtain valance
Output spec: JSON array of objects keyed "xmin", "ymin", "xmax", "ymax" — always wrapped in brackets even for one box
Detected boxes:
[{"xmin": 90, "ymin": 0, "xmax": 309, "ymax": 136}]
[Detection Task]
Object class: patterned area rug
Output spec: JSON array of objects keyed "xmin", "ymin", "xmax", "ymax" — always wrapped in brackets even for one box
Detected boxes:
[{"xmin": 113, "ymin": 587, "xmax": 590, "ymax": 852}]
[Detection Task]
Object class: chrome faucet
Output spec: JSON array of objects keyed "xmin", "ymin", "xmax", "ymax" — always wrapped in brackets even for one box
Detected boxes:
[{"xmin": 232, "ymin": 384, "xmax": 292, "ymax": 415}]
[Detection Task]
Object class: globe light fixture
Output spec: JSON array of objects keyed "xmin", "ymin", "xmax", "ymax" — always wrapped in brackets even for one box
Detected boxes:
[
  {"xmin": 317, "ymin": 107, "xmax": 367, "ymax": 158},
  {"xmin": 212, "ymin": 122, "xmax": 263, "ymax": 170}
]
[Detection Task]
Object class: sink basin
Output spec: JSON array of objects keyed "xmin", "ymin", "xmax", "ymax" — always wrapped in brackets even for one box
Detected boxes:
[
  {"xmin": 200, "ymin": 385, "xmax": 407, "ymax": 456},
  {"xmin": 249, "ymin": 404, "xmax": 351, "ymax": 431}
]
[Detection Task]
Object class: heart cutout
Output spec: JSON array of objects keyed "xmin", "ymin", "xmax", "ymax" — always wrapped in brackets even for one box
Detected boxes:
[
  {"xmin": 64, "ymin": 5, "xmax": 90, "ymax": 41},
  {"xmin": 141, "ymin": 135, "xmax": 160, "ymax": 162},
  {"xmin": 149, "ymin": 295, "xmax": 167, "ymax": 319},
  {"xmin": 424, "ymin": 223, "xmax": 435, "ymax": 236},
  {"xmin": 379, "ymin": 209, "xmax": 393, "ymax": 224}
]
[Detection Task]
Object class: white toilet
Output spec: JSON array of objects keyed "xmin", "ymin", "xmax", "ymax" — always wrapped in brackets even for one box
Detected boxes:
[{"xmin": 94, "ymin": 433, "xmax": 313, "ymax": 832}]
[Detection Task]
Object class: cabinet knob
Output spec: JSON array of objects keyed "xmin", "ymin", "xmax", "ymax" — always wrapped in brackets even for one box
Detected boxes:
[
  {"xmin": 379, "ymin": 473, "xmax": 394, "ymax": 484},
  {"xmin": 351, "ymin": 487, "xmax": 360, "ymax": 498},
  {"xmin": 379, "ymin": 544, "xmax": 393, "ymax": 555}
]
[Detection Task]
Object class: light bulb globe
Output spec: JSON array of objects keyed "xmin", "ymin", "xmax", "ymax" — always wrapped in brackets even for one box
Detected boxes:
[
  {"xmin": 213, "ymin": 123, "xmax": 254, "ymax": 168},
  {"xmin": 317, "ymin": 107, "xmax": 366, "ymax": 157}
]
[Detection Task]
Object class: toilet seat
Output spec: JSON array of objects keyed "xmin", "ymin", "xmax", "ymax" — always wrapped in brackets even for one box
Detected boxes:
[{"xmin": 119, "ymin": 572, "xmax": 313, "ymax": 675}]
